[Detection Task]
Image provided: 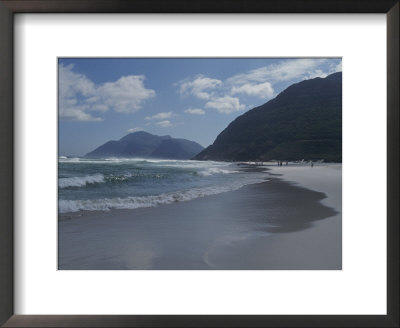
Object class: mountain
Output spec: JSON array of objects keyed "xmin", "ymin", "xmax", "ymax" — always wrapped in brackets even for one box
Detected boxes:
[
  {"xmin": 85, "ymin": 131, "xmax": 204, "ymax": 159},
  {"xmin": 194, "ymin": 72, "xmax": 342, "ymax": 162}
]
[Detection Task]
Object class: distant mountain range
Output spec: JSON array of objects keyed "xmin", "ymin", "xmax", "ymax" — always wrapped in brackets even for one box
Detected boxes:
[
  {"xmin": 85, "ymin": 73, "xmax": 341, "ymax": 162},
  {"xmin": 194, "ymin": 72, "xmax": 342, "ymax": 162},
  {"xmin": 85, "ymin": 131, "xmax": 204, "ymax": 159}
]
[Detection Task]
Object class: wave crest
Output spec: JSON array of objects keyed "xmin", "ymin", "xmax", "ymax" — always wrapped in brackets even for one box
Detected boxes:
[
  {"xmin": 59, "ymin": 174, "xmax": 105, "ymax": 189},
  {"xmin": 58, "ymin": 177, "xmax": 264, "ymax": 213},
  {"xmin": 197, "ymin": 168, "xmax": 238, "ymax": 177}
]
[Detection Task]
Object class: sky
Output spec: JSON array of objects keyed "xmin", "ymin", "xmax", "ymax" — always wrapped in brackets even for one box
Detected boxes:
[{"xmin": 58, "ymin": 58, "xmax": 341, "ymax": 156}]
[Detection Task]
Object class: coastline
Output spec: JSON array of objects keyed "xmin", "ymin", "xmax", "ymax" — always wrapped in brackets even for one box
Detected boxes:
[
  {"xmin": 206, "ymin": 164, "xmax": 342, "ymax": 269},
  {"xmin": 58, "ymin": 164, "xmax": 342, "ymax": 270}
]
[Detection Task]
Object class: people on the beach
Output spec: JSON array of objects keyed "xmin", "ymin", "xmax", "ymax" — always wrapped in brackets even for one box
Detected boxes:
[
  {"xmin": 277, "ymin": 161, "xmax": 289, "ymax": 166},
  {"xmin": 311, "ymin": 161, "xmax": 314, "ymax": 168}
]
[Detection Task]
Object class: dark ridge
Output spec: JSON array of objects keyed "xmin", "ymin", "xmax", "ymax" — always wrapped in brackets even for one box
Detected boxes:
[{"xmin": 194, "ymin": 72, "xmax": 342, "ymax": 162}]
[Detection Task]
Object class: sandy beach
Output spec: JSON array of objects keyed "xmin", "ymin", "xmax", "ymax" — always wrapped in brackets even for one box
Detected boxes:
[
  {"xmin": 58, "ymin": 164, "xmax": 342, "ymax": 270},
  {"xmin": 206, "ymin": 164, "xmax": 342, "ymax": 269}
]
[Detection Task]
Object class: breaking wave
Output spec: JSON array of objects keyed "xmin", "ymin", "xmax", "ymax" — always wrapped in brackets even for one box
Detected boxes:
[
  {"xmin": 197, "ymin": 168, "xmax": 239, "ymax": 176},
  {"xmin": 58, "ymin": 178, "xmax": 264, "ymax": 213},
  {"xmin": 59, "ymin": 174, "xmax": 105, "ymax": 189}
]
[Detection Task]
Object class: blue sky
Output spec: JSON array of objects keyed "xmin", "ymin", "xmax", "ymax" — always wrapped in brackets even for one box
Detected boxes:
[{"xmin": 59, "ymin": 58, "xmax": 341, "ymax": 156}]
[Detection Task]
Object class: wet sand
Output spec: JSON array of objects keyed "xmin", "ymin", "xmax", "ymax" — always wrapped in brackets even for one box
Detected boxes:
[{"xmin": 58, "ymin": 165, "xmax": 341, "ymax": 270}]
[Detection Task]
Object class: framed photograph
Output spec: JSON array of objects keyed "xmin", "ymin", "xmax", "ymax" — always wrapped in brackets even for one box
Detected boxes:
[
  {"xmin": 0, "ymin": 1, "xmax": 398, "ymax": 327},
  {"xmin": 57, "ymin": 57, "xmax": 343, "ymax": 271}
]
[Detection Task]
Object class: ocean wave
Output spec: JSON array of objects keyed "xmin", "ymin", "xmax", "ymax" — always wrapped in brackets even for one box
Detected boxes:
[
  {"xmin": 58, "ymin": 157, "xmax": 235, "ymax": 173},
  {"xmin": 58, "ymin": 177, "xmax": 265, "ymax": 213},
  {"xmin": 58, "ymin": 157, "xmax": 83, "ymax": 163},
  {"xmin": 197, "ymin": 168, "xmax": 239, "ymax": 176},
  {"xmin": 59, "ymin": 174, "xmax": 105, "ymax": 188},
  {"xmin": 155, "ymin": 160, "xmax": 230, "ymax": 168},
  {"xmin": 59, "ymin": 157, "xmax": 149, "ymax": 164}
]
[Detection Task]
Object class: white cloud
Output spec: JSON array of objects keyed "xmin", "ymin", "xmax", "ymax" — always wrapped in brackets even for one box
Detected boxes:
[
  {"xmin": 226, "ymin": 59, "xmax": 329, "ymax": 85},
  {"xmin": 175, "ymin": 59, "xmax": 341, "ymax": 116},
  {"xmin": 58, "ymin": 64, "xmax": 155, "ymax": 121},
  {"xmin": 184, "ymin": 108, "xmax": 205, "ymax": 115},
  {"xmin": 231, "ymin": 81, "xmax": 274, "ymax": 98},
  {"xmin": 304, "ymin": 69, "xmax": 329, "ymax": 79},
  {"xmin": 59, "ymin": 108, "xmax": 103, "ymax": 122},
  {"xmin": 205, "ymin": 96, "xmax": 245, "ymax": 114},
  {"xmin": 98, "ymin": 76, "xmax": 156, "ymax": 113},
  {"xmin": 145, "ymin": 112, "xmax": 173, "ymax": 120},
  {"xmin": 127, "ymin": 127, "xmax": 144, "ymax": 133},
  {"xmin": 178, "ymin": 75, "xmax": 222, "ymax": 100},
  {"xmin": 326, "ymin": 61, "xmax": 342, "ymax": 74},
  {"xmin": 58, "ymin": 64, "xmax": 100, "ymax": 121},
  {"xmin": 305, "ymin": 60, "xmax": 342, "ymax": 79},
  {"xmin": 156, "ymin": 120, "xmax": 172, "ymax": 127}
]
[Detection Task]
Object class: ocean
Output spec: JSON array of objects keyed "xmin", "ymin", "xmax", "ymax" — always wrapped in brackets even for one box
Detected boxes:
[{"xmin": 58, "ymin": 157, "xmax": 267, "ymax": 213}]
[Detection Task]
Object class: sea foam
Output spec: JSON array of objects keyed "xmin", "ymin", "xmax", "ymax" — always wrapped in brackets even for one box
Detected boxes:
[
  {"xmin": 59, "ymin": 174, "xmax": 105, "ymax": 189},
  {"xmin": 58, "ymin": 177, "xmax": 265, "ymax": 213},
  {"xmin": 197, "ymin": 167, "xmax": 239, "ymax": 176}
]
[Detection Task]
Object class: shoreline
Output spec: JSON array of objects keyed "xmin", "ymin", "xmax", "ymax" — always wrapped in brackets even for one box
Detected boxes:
[
  {"xmin": 58, "ymin": 164, "xmax": 342, "ymax": 270},
  {"xmin": 58, "ymin": 164, "xmax": 267, "ymax": 220},
  {"xmin": 206, "ymin": 164, "xmax": 342, "ymax": 269}
]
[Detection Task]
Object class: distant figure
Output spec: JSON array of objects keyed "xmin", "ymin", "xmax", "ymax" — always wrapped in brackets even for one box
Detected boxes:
[
  {"xmin": 286, "ymin": 161, "xmax": 288, "ymax": 166},
  {"xmin": 311, "ymin": 162, "xmax": 314, "ymax": 168}
]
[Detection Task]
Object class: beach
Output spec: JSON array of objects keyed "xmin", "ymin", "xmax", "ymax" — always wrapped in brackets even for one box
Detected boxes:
[
  {"xmin": 207, "ymin": 164, "xmax": 342, "ymax": 269},
  {"xmin": 58, "ymin": 164, "xmax": 342, "ymax": 270}
]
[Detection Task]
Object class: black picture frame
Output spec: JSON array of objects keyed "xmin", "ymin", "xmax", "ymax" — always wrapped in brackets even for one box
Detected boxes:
[{"xmin": 0, "ymin": 1, "xmax": 398, "ymax": 327}]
